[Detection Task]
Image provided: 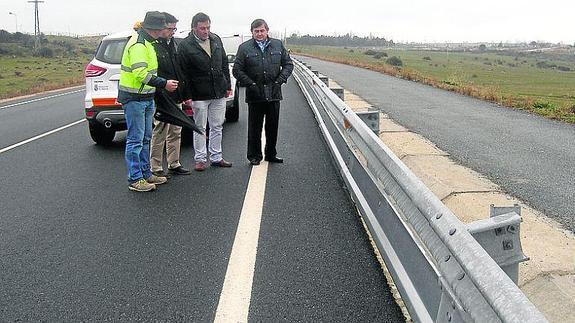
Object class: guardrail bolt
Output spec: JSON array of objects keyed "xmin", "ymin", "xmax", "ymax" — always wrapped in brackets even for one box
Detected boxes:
[
  {"xmin": 457, "ymin": 272, "xmax": 465, "ymax": 280},
  {"xmin": 503, "ymin": 240, "xmax": 514, "ymax": 250},
  {"xmin": 495, "ymin": 227, "xmax": 504, "ymax": 236},
  {"xmin": 444, "ymin": 255, "xmax": 451, "ymax": 262},
  {"xmin": 447, "ymin": 311, "xmax": 452, "ymax": 322},
  {"xmin": 449, "ymin": 228, "xmax": 457, "ymax": 235},
  {"xmin": 507, "ymin": 225, "xmax": 516, "ymax": 234},
  {"xmin": 436, "ymin": 213, "xmax": 443, "ymax": 219}
]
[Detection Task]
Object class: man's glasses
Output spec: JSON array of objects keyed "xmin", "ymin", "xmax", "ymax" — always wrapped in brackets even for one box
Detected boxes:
[{"xmin": 166, "ymin": 27, "xmax": 177, "ymax": 32}]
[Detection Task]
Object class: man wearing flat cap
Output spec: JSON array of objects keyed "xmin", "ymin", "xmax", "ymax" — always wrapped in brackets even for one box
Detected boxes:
[{"xmin": 118, "ymin": 11, "xmax": 179, "ymax": 192}]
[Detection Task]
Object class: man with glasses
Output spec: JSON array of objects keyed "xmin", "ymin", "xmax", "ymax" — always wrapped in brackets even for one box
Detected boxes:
[
  {"xmin": 178, "ymin": 12, "xmax": 233, "ymax": 171},
  {"xmin": 150, "ymin": 12, "xmax": 192, "ymax": 178}
]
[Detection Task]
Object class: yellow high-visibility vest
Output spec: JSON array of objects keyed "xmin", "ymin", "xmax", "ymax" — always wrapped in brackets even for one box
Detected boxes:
[{"xmin": 119, "ymin": 30, "xmax": 159, "ymax": 95}]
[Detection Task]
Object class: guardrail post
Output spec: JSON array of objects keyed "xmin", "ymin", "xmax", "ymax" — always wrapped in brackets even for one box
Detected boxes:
[
  {"xmin": 467, "ymin": 204, "xmax": 528, "ymax": 284},
  {"xmin": 356, "ymin": 111, "xmax": 380, "ymax": 134},
  {"xmin": 318, "ymin": 74, "xmax": 329, "ymax": 86},
  {"xmin": 331, "ymin": 87, "xmax": 345, "ymax": 100}
]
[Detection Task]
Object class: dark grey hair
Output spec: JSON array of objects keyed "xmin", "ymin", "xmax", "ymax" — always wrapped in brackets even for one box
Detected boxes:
[
  {"xmin": 163, "ymin": 12, "xmax": 178, "ymax": 24},
  {"xmin": 250, "ymin": 19, "xmax": 269, "ymax": 31},
  {"xmin": 192, "ymin": 12, "xmax": 210, "ymax": 28}
]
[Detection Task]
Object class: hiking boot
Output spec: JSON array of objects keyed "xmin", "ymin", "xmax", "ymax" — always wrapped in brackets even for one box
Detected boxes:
[
  {"xmin": 129, "ymin": 179, "xmax": 156, "ymax": 192},
  {"xmin": 146, "ymin": 174, "xmax": 168, "ymax": 185},
  {"xmin": 152, "ymin": 170, "xmax": 171, "ymax": 179}
]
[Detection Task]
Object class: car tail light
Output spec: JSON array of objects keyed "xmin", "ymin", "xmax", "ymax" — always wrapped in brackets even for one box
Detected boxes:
[
  {"xmin": 92, "ymin": 98, "xmax": 121, "ymax": 107},
  {"xmin": 86, "ymin": 110, "xmax": 95, "ymax": 118},
  {"xmin": 183, "ymin": 108, "xmax": 193, "ymax": 116},
  {"xmin": 84, "ymin": 63, "xmax": 107, "ymax": 77}
]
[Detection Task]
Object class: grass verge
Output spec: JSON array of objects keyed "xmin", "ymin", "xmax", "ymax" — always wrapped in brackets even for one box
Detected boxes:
[{"xmin": 290, "ymin": 45, "xmax": 575, "ymax": 123}]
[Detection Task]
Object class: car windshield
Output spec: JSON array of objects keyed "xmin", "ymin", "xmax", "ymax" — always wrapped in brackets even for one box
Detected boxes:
[
  {"xmin": 227, "ymin": 54, "xmax": 236, "ymax": 63},
  {"xmin": 95, "ymin": 38, "xmax": 129, "ymax": 64}
]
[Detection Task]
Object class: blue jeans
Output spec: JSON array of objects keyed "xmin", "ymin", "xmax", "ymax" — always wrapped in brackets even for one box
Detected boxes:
[{"xmin": 123, "ymin": 100, "xmax": 155, "ymax": 183}]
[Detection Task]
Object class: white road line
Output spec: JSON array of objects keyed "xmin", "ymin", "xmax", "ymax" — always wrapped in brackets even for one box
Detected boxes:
[
  {"xmin": 0, "ymin": 119, "xmax": 86, "ymax": 155},
  {"xmin": 0, "ymin": 89, "xmax": 84, "ymax": 110},
  {"xmin": 214, "ymin": 139, "xmax": 269, "ymax": 323}
]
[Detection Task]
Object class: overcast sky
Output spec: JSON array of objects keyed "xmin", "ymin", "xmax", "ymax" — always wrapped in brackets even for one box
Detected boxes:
[{"xmin": 1, "ymin": 0, "xmax": 573, "ymax": 44}]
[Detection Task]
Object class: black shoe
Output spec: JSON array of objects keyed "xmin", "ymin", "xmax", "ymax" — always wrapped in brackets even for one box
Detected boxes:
[
  {"xmin": 169, "ymin": 166, "xmax": 192, "ymax": 175},
  {"xmin": 264, "ymin": 156, "xmax": 284, "ymax": 163},
  {"xmin": 249, "ymin": 158, "xmax": 261, "ymax": 166},
  {"xmin": 152, "ymin": 170, "xmax": 171, "ymax": 179}
]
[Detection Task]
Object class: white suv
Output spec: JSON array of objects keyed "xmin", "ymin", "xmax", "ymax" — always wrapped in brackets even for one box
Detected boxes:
[{"xmin": 84, "ymin": 31, "xmax": 241, "ymax": 145}]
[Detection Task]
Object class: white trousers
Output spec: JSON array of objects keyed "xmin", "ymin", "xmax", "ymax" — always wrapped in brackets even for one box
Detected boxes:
[{"xmin": 192, "ymin": 98, "xmax": 226, "ymax": 163}]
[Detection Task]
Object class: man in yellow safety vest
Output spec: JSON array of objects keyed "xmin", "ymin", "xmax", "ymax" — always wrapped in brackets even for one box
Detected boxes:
[{"xmin": 118, "ymin": 11, "xmax": 179, "ymax": 192}]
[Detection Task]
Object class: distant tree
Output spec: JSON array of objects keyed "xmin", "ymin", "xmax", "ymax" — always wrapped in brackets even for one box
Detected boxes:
[
  {"xmin": 478, "ymin": 44, "xmax": 487, "ymax": 51},
  {"xmin": 529, "ymin": 41, "xmax": 537, "ymax": 47},
  {"xmin": 498, "ymin": 42, "xmax": 503, "ymax": 48}
]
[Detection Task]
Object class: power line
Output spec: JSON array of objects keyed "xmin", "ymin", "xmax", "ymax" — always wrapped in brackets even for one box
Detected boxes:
[{"xmin": 27, "ymin": 0, "xmax": 45, "ymax": 51}]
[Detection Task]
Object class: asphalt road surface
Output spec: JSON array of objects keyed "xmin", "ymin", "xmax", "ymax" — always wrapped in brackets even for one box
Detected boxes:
[
  {"xmin": 0, "ymin": 83, "xmax": 403, "ymax": 321},
  {"xmin": 299, "ymin": 56, "xmax": 575, "ymax": 233}
]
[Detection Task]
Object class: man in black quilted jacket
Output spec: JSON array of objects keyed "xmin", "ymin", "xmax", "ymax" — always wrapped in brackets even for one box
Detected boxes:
[{"xmin": 233, "ymin": 19, "xmax": 293, "ymax": 165}]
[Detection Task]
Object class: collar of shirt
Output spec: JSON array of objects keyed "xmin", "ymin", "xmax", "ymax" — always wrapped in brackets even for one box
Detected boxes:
[
  {"xmin": 193, "ymin": 32, "xmax": 208, "ymax": 44},
  {"xmin": 255, "ymin": 38, "xmax": 270, "ymax": 52}
]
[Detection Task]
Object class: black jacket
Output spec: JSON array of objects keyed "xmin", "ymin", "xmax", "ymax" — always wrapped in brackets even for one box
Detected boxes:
[
  {"xmin": 153, "ymin": 37, "xmax": 185, "ymax": 103},
  {"xmin": 178, "ymin": 32, "xmax": 231, "ymax": 101},
  {"xmin": 233, "ymin": 38, "xmax": 293, "ymax": 103}
]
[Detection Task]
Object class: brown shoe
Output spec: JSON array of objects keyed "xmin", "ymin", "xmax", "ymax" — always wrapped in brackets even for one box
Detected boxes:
[
  {"xmin": 211, "ymin": 159, "xmax": 232, "ymax": 167},
  {"xmin": 195, "ymin": 162, "xmax": 206, "ymax": 171}
]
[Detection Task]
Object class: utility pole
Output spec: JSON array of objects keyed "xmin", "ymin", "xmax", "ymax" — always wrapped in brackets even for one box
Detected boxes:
[
  {"xmin": 27, "ymin": 0, "xmax": 44, "ymax": 51},
  {"xmin": 8, "ymin": 12, "xmax": 18, "ymax": 32}
]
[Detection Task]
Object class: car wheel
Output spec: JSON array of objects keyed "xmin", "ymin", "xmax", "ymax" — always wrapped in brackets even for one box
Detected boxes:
[
  {"xmin": 225, "ymin": 86, "xmax": 240, "ymax": 123},
  {"xmin": 89, "ymin": 124, "xmax": 115, "ymax": 145}
]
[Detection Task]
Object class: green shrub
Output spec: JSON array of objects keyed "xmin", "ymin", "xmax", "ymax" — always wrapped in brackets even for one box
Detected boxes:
[
  {"xmin": 37, "ymin": 47, "xmax": 53, "ymax": 58},
  {"xmin": 386, "ymin": 56, "xmax": 403, "ymax": 67},
  {"xmin": 423, "ymin": 56, "xmax": 431, "ymax": 61},
  {"xmin": 533, "ymin": 102, "xmax": 557, "ymax": 110},
  {"xmin": 373, "ymin": 52, "xmax": 387, "ymax": 59}
]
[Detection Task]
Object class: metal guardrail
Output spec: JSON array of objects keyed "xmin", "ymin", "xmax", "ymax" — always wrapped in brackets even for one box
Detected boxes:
[{"xmin": 292, "ymin": 59, "xmax": 547, "ymax": 323}]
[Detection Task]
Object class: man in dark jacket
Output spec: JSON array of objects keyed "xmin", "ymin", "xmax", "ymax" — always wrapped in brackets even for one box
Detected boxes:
[
  {"xmin": 150, "ymin": 12, "xmax": 191, "ymax": 177},
  {"xmin": 178, "ymin": 12, "xmax": 233, "ymax": 171},
  {"xmin": 233, "ymin": 19, "xmax": 293, "ymax": 165}
]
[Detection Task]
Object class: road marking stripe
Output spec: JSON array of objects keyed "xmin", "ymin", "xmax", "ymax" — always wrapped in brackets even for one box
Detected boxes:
[
  {"xmin": 0, "ymin": 119, "xmax": 86, "ymax": 155},
  {"xmin": 214, "ymin": 137, "xmax": 268, "ymax": 323},
  {"xmin": 0, "ymin": 89, "xmax": 84, "ymax": 110}
]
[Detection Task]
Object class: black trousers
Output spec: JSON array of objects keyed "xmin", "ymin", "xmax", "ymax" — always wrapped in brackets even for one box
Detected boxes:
[{"xmin": 247, "ymin": 101, "xmax": 280, "ymax": 161}]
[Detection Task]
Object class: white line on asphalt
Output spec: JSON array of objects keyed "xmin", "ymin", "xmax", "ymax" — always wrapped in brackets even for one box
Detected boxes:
[
  {"xmin": 0, "ymin": 119, "xmax": 86, "ymax": 155},
  {"xmin": 214, "ymin": 137, "xmax": 269, "ymax": 323},
  {"xmin": 0, "ymin": 89, "xmax": 84, "ymax": 110}
]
